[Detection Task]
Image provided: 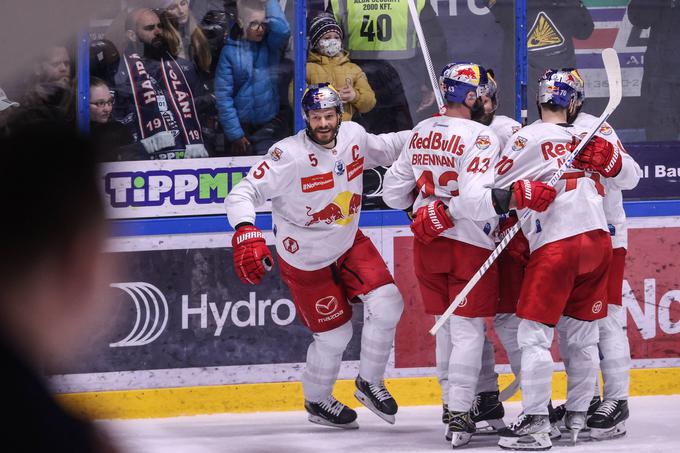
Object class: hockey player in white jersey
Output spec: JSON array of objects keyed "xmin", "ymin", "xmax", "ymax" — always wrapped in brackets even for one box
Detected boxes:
[
  {"xmin": 496, "ymin": 69, "xmax": 619, "ymax": 450},
  {"xmin": 225, "ymin": 83, "xmax": 409, "ymax": 429},
  {"xmin": 382, "ymin": 63, "xmax": 556, "ymax": 447},
  {"xmin": 565, "ymin": 69, "xmax": 641, "ymax": 440}
]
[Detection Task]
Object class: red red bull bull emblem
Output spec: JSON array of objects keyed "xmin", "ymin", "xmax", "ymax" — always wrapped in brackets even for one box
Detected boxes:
[
  {"xmin": 475, "ymin": 135, "xmax": 491, "ymax": 150},
  {"xmin": 599, "ymin": 124, "xmax": 613, "ymax": 136},
  {"xmin": 305, "ymin": 191, "xmax": 362, "ymax": 227},
  {"xmin": 512, "ymin": 136, "xmax": 528, "ymax": 152},
  {"xmin": 454, "ymin": 67, "xmax": 478, "ymax": 82}
]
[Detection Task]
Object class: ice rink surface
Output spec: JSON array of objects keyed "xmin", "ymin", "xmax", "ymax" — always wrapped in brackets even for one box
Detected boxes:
[{"xmin": 100, "ymin": 395, "xmax": 680, "ymax": 453}]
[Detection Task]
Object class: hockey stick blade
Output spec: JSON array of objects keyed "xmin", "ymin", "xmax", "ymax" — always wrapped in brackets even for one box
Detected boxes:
[{"xmin": 429, "ymin": 49, "xmax": 622, "ymax": 337}]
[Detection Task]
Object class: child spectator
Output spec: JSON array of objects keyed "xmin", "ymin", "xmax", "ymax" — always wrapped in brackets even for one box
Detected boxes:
[{"xmin": 290, "ymin": 13, "xmax": 375, "ymax": 122}]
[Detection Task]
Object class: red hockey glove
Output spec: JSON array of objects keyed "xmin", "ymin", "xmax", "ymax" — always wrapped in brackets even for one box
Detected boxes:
[
  {"xmin": 572, "ymin": 136, "xmax": 622, "ymax": 177},
  {"xmin": 232, "ymin": 225, "xmax": 272, "ymax": 285},
  {"xmin": 513, "ymin": 180, "xmax": 556, "ymax": 212},
  {"xmin": 498, "ymin": 215, "xmax": 530, "ymax": 266},
  {"xmin": 410, "ymin": 200, "xmax": 454, "ymax": 245}
]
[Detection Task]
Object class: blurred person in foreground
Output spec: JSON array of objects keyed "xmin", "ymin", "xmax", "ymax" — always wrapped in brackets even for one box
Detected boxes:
[
  {"xmin": 0, "ymin": 118, "xmax": 119, "ymax": 452},
  {"xmin": 90, "ymin": 77, "xmax": 147, "ymax": 161},
  {"xmin": 113, "ymin": 7, "xmax": 210, "ymax": 159},
  {"xmin": 22, "ymin": 45, "xmax": 74, "ymax": 122}
]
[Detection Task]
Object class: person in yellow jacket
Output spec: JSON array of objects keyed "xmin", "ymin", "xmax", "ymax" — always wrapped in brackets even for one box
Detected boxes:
[{"xmin": 290, "ymin": 13, "xmax": 376, "ymax": 121}]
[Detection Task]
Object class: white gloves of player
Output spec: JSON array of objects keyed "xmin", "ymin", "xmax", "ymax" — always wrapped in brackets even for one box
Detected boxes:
[
  {"xmin": 184, "ymin": 143, "xmax": 210, "ymax": 159},
  {"xmin": 140, "ymin": 130, "xmax": 175, "ymax": 154}
]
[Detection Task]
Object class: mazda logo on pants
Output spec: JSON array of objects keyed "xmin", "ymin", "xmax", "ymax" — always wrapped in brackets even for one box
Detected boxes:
[{"xmin": 109, "ymin": 282, "xmax": 169, "ymax": 348}]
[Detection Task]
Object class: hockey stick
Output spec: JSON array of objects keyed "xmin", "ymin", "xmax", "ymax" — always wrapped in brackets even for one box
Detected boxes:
[
  {"xmin": 407, "ymin": 0, "xmax": 445, "ymax": 110},
  {"xmin": 429, "ymin": 48, "xmax": 623, "ymax": 337}
]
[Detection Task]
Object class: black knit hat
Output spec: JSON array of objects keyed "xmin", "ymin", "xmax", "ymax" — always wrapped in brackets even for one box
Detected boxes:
[{"xmin": 309, "ymin": 13, "xmax": 343, "ymax": 49}]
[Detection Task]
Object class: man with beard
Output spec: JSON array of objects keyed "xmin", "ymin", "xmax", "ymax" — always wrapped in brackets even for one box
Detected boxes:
[
  {"xmin": 21, "ymin": 46, "xmax": 74, "ymax": 122},
  {"xmin": 226, "ymin": 83, "xmax": 409, "ymax": 429},
  {"xmin": 382, "ymin": 62, "xmax": 555, "ymax": 447},
  {"xmin": 112, "ymin": 8, "xmax": 209, "ymax": 159}
]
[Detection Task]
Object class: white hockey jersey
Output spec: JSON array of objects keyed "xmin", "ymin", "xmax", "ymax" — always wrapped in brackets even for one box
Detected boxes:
[
  {"xmin": 573, "ymin": 112, "xmax": 642, "ymax": 249},
  {"xmin": 495, "ymin": 121, "xmax": 610, "ymax": 252},
  {"xmin": 382, "ymin": 116, "xmax": 500, "ymax": 250},
  {"xmin": 226, "ymin": 121, "xmax": 409, "ymax": 271},
  {"xmin": 490, "ymin": 115, "xmax": 522, "ymax": 149}
]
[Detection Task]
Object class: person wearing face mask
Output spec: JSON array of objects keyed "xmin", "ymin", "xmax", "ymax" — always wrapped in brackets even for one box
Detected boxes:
[{"xmin": 289, "ymin": 13, "xmax": 375, "ymax": 122}]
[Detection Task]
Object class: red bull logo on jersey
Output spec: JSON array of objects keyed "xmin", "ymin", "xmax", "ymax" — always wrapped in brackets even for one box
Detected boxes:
[
  {"xmin": 305, "ymin": 191, "xmax": 362, "ymax": 227},
  {"xmin": 475, "ymin": 135, "xmax": 491, "ymax": 150},
  {"xmin": 540, "ymin": 139, "xmax": 578, "ymax": 160},
  {"xmin": 409, "ymin": 131, "xmax": 465, "ymax": 155},
  {"xmin": 599, "ymin": 124, "xmax": 613, "ymax": 136},
  {"xmin": 512, "ymin": 136, "xmax": 528, "ymax": 152}
]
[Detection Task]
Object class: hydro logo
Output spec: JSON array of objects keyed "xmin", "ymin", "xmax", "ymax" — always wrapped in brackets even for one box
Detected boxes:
[
  {"xmin": 109, "ymin": 282, "xmax": 169, "ymax": 348},
  {"xmin": 110, "ymin": 282, "xmax": 298, "ymax": 346}
]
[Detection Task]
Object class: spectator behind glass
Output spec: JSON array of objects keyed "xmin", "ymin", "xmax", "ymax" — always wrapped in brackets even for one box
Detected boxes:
[
  {"xmin": 112, "ymin": 8, "xmax": 210, "ymax": 159},
  {"xmin": 215, "ymin": 0, "xmax": 290, "ymax": 155},
  {"xmin": 628, "ymin": 0, "xmax": 680, "ymax": 141},
  {"xmin": 161, "ymin": 0, "xmax": 213, "ymax": 74},
  {"xmin": 21, "ymin": 46, "xmax": 74, "ymax": 122},
  {"xmin": 0, "ymin": 121, "xmax": 120, "ymax": 452},
  {"xmin": 90, "ymin": 77, "xmax": 147, "ymax": 162},
  {"xmin": 90, "ymin": 39, "xmax": 121, "ymax": 88},
  {"xmin": 290, "ymin": 13, "xmax": 375, "ymax": 122}
]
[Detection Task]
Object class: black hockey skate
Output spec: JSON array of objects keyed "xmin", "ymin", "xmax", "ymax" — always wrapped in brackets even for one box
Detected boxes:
[
  {"xmin": 354, "ymin": 376, "xmax": 398, "ymax": 424},
  {"xmin": 498, "ymin": 414, "xmax": 552, "ymax": 451},
  {"xmin": 443, "ymin": 404, "xmax": 453, "ymax": 442},
  {"xmin": 547, "ymin": 401, "xmax": 562, "ymax": 440},
  {"xmin": 448, "ymin": 410, "xmax": 476, "ymax": 448},
  {"xmin": 305, "ymin": 396, "xmax": 358, "ymax": 429},
  {"xmin": 587, "ymin": 399, "xmax": 628, "ymax": 440},
  {"xmin": 470, "ymin": 391, "xmax": 506, "ymax": 434}
]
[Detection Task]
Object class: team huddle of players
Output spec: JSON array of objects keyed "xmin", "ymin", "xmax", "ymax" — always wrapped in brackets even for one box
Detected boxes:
[{"xmin": 225, "ymin": 61, "xmax": 641, "ymax": 451}]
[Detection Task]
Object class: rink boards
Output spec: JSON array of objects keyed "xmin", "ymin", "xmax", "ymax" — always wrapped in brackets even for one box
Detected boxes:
[{"xmin": 51, "ymin": 208, "xmax": 680, "ymax": 419}]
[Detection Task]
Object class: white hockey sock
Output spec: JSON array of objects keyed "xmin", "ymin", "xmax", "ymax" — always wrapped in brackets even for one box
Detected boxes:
[
  {"xmin": 518, "ymin": 319, "xmax": 554, "ymax": 415},
  {"xmin": 448, "ymin": 315, "xmax": 485, "ymax": 412},
  {"xmin": 557, "ymin": 316, "xmax": 600, "ymax": 412},
  {"xmin": 435, "ymin": 315, "xmax": 452, "ymax": 406},
  {"xmin": 303, "ymin": 321, "xmax": 353, "ymax": 402},
  {"xmin": 358, "ymin": 284, "xmax": 404, "ymax": 383},
  {"xmin": 599, "ymin": 305, "xmax": 631, "ymax": 400}
]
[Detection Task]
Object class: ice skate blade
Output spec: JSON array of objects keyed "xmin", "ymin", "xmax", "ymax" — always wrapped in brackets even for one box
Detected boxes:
[
  {"xmin": 307, "ymin": 414, "xmax": 359, "ymax": 430},
  {"xmin": 474, "ymin": 418, "xmax": 506, "ymax": 435},
  {"xmin": 589, "ymin": 421, "xmax": 626, "ymax": 441},
  {"xmin": 498, "ymin": 433, "xmax": 552, "ymax": 451},
  {"xmin": 569, "ymin": 428, "xmax": 581, "ymax": 445},
  {"xmin": 354, "ymin": 390, "xmax": 396, "ymax": 425},
  {"xmin": 445, "ymin": 425, "xmax": 452, "ymax": 442},
  {"xmin": 451, "ymin": 431, "xmax": 472, "ymax": 448}
]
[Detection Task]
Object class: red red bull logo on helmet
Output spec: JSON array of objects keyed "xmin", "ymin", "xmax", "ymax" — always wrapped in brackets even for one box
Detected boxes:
[
  {"xmin": 305, "ymin": 191, "xmax": 362, "ymax": 227},
  {"xmin": 454, "ymin": 67, "xmax": 479, "ymax": 83}
]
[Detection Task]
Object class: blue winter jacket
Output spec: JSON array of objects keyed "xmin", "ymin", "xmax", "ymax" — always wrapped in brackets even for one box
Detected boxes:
[{"xmin": 215, "ymin": 0, "xmax": 290, "ymax": 141}]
